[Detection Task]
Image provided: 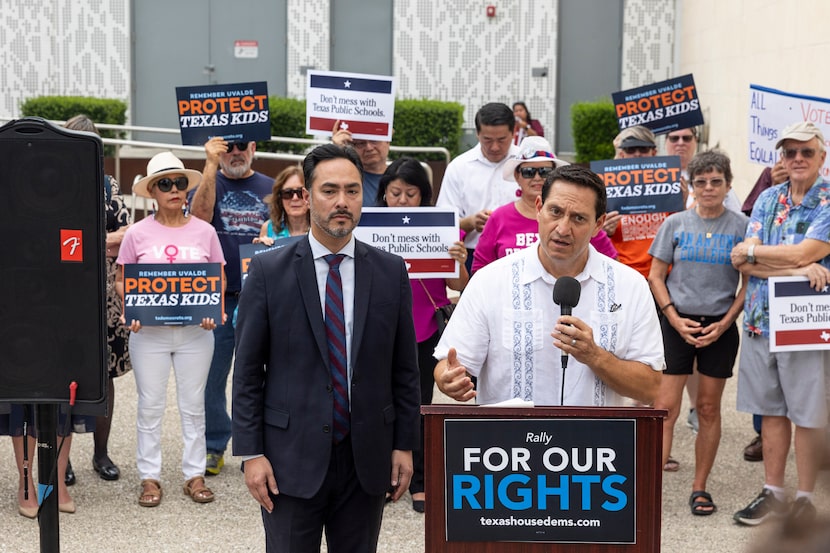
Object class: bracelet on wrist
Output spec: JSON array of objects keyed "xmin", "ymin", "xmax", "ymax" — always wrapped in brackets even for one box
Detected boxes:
[
  {"xmin": 747, "ymin": 243, "xmax": 756, "ymax": 264},
  {"xmin": 660, "ymin": 301, "xmax": 675, "ymax": 313}
]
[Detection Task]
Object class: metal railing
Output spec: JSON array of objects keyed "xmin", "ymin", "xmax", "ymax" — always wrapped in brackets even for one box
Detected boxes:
[
  {"xmin": 0, "ymin": 118, "xmax": 451, "ymax": 171},
  {"xmin": 1, "ymin": 118, "xmax": 451, "ymax": 219}
]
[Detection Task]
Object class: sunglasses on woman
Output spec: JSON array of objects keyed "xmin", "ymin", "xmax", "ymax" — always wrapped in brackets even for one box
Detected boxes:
[
  {"xmin": 153, "ymin": 176, "xmax": 189, "ymax": 193},
  {"xmin": 280, "ymin": 188, "xmax": 305, "ymax": 200},
  {"xmin": 517, "ymin": 166, "xmax": 554, "ymax": 179}
]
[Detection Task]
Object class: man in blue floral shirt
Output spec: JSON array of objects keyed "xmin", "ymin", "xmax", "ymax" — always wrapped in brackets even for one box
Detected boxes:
[{"xmin": 730, "ymin": 121, "xmax": 830, "ymax": 527}]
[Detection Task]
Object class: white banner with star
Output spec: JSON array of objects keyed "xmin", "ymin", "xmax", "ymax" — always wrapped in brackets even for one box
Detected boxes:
[
  {"xmin": 353, "ymin": 207, "xmax": 460, "ymax": 279},
  {"xmin": 306, "ymin": 70, "xmax": 396, "ymax": 141},
  {"xmin": 768, "ymin": 276, "xmax": 830, "ymax": 352}
]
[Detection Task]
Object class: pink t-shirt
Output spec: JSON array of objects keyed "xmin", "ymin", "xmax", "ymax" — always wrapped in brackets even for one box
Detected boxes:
[
  {"xmin": 117, "ymin": 215, "xmax": 226, "ymax": 266},
  {"xmin": 472, "ymin": 202, "xmax": 617, "ymax": 273}
]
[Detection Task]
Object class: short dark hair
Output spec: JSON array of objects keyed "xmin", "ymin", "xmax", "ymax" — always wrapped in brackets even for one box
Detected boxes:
[
  {"xmin": 302, "ymin": 144, "xmax": 363, "ymax": 190},
  {"xmin": 474, "ymin": 103, "xmax": 515, "ymax": 133},
  {"xmin": 541, "ymin": 165, "xmax": 607, "ymax": 220},
  {"xmin": 377, "ymin": 157, "xmax": 432, "ymax": 206},
  {"xmin": 687, "ymin": 149, "xmax": 733, "ymax": 183}
]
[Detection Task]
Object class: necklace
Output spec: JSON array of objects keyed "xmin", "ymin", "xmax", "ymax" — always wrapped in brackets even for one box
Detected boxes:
[{"xmin": 696, "ymin": 207, "xmax": 723, "ymax": 239}]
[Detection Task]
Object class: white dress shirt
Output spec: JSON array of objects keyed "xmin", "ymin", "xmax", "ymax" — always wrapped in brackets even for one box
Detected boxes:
[{"xmin": 434, "ymin": 243, "xmax": 664, "ymax": 406}]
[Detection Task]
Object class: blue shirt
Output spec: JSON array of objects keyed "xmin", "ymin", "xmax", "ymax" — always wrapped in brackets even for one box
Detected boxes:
[{"xmin": 744, "ymin": 178, "xmax": 830, "ymax": 336}]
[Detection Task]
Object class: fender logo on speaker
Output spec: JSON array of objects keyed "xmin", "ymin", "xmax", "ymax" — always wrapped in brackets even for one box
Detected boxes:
[{"xmin": 60, "ymin": 229, "xmax": 83, "ymax": 262}]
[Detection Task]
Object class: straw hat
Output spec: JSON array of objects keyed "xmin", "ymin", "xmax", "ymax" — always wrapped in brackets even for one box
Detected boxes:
[{"xmin": 132, "ymin": 152, "xmax": 202, "ymax": 198}]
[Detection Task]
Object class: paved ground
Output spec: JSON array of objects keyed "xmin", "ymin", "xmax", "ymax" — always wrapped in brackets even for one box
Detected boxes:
[{"xmin": 1, "ymin": 368, "xmax": 828, "ymax": 552}]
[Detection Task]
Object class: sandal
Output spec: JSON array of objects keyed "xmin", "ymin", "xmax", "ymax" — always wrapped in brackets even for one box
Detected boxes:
[
  {"xmin": 138, "ymin": 479, "xmax": 162, "ymax": 507},
  {"xmin": 663, "ymin": 457, "xmax": 680, "ymax": 472},
  {"xmin": 689, "ymin": 490, "xmax": 717, "ymax": 516},
  {"xmin": 183, "ymin": 476, "xmax": 215, "ymax": 504}
]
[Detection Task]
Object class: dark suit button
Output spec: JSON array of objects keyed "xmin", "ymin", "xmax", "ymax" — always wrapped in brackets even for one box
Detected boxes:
[
  {"xmin": 326, "ymin": 384, "xmax": 332, "ymax": 392},
  {"xmin": 323, "ymin": 424, "xmax": 331, "ymax": 433}
]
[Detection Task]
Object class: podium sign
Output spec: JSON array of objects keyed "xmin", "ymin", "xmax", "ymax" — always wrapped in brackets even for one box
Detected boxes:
[
  {"xmin": 424, "ymin": 405, "xmax": 665, "ymax": 553},
  {"xmin": 444, "ymin": 418, "xmax": 636, "ymax": 544}
]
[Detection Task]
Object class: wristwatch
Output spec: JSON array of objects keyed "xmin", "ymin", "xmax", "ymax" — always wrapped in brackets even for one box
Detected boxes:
[{"xmin": 747, "ymin": 244, "xmax": 756, "ymax": 264}]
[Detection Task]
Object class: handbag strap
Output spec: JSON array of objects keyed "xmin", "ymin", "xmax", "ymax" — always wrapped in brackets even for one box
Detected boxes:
[{"xmin": 418, "ymin": 278, "xmax": 439, "ymax": 310}]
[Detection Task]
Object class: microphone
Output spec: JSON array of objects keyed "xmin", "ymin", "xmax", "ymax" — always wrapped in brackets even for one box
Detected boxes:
[{"xmin": 553, "ymin": 276, "xmax": 581, "ymax": 404}]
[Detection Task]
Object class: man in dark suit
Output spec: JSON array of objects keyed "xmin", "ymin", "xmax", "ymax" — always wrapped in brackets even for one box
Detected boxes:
[{"xmin": 232, "ymin": 144, "xmax": 420, "ymax": 552}]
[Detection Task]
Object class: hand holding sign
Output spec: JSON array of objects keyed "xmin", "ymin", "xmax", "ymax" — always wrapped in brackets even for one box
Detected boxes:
[{"xmin": 331, "ymin": 119, "xmax": 353, "ymax": 147}]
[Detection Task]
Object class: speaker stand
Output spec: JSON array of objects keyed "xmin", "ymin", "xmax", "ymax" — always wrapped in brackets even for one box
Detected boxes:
[{"xmin": 36, "ymin": 404, "xmax": 60, "ymax": 553}]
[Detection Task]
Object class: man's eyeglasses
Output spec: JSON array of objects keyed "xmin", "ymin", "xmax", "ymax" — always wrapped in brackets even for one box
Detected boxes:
[
  {"xmin": 280, "ymin": 188, "xmax": 305, "ymax": 200},
  {"xmin": 622, "ymin": 146, "xmax": 654, "ymax": 155},
  {"xmin": 153, "ymin": 176, "xmax": 189, "ymax": 193},
  {"xmin": 782, "ymin": 147, "xmax": 817, "ymax": 160},
  {"xmin": 667, "ymin": 134, "xmax": 695, "ymax": 143},
  {"xmin": 691, "ymin": 177, "xmax": 726, "ymax": 189},
  {"xmin": 517, "ymin": 166, "xmax": 554, "ymax": 179},
  {"xmin": 226, "ymin": 141, "xmax": 249, "ymax": 153},
  {"xmin": 351, "ymin": 140, "xmax": 380, "ymax": 149}
]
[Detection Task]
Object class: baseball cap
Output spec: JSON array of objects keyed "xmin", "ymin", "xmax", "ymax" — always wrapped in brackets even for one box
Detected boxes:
[{"xmin": 775, "ymin": 121, "xmax": 825, "ymax": 150}]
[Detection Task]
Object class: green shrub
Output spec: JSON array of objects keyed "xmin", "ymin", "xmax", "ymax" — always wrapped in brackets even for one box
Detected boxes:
[
  {"xmin": 257, "ymin": 96, "xmax": 310, "ymax": 155},
  {"xmin": 571, "ymin": 100, "xmax": 618, "ymax": 163},
  {"xmin": 391, "ymin": 99, "xmax": 464, "ymax": 160},
  {"xmin": 20, "ymin": 96, "xmax": 127, "ymax": 155},
  {"xmin": 19, "ymin": 95, "xmax": 466, "ymax": 161},
  {"xmin": 257, "ymin": 97, "xmax": 464, "ymax": 160}
]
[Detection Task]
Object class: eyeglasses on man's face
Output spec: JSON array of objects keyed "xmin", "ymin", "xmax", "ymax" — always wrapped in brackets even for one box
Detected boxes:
[
  {"xmin": 667, "ymin": 134, "xmax": 695, "ymax": 143},
  {"xmin": 782, "ymin": 147, "xmax": 817, "ymax": 160},
  {"xmin": 226, "ymin": 141, "xmax": 250, "ymax": 153}
]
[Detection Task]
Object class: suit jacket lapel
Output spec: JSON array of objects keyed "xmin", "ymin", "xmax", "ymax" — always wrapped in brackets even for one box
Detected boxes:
[
  {"xmin": 351, "ymin": 241, "xmax": 372, "ymax": 370},
  {"xmin": 295, "ymin": 238, "xmax": 329, "ymax": 366}
]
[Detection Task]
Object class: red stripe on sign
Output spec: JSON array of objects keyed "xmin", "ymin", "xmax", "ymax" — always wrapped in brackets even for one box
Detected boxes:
[
  {"xmin": 775, "ymin": 329, "xmax": 830, "ymax": 346},
  {"xmin": 309, "ymin": 117, "xmax": 390, "ymax": 136},
  {"xmin": 406, "ymin": 258, "xmax": 457, "ymax": 273}
]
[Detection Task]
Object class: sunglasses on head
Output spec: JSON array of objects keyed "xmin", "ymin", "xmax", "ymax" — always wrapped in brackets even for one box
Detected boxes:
[
  {"xmin": 153, "ymin": 176, "xmax": 189, "ymax": 193},
  {"xmin": 226, "ymin": 141, "xmax": 249, "ymax": 153},
  {"xmin": 517, "ymin": 166, "xmax": 554, "ymax": 179},
  {"xmin": 280, "ymin": 188, "xmax": 305, "ymax": 200},
  {"xmin": 667, "ymin": 134, "xmax": 695, "ymax": 143},
  {"xmin": 782, "ymin": 147, "xmax": 817, "ymax": 160}
]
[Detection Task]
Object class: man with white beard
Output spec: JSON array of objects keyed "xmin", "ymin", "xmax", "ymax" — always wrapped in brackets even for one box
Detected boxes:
[{"xmin": 189, "ymin": 137, "xmax": 273, "ymax": 476}]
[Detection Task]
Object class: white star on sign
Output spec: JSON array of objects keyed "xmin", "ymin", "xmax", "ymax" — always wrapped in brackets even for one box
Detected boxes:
[
  {"xmin": 821, "ymin": 331, "xmax": 830, "ymax": 342},
  {"xmin": 344, "ymin": 80, "xmax": 352, "ymax": 88},
  {"xmin": 823, "ymin": 285, "xmax": 829, "ymax": 293},
  {"xmin": 402, "ymin": 216, "xmax": 411, "ymax": 224}
]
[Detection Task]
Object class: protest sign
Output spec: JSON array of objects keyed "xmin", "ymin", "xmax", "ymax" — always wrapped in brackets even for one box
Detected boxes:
[
  {"xmin": 306, "ymin": 70, "xmax": 395, "ymax": 141},
  {"xmin": 768, "ymin": 276, "xmax": 830, "ymax": 352},
  {"xmin": 352, "ymin": 207, "xmax": 459, "ymax": 279},
  {"xmin": 123, "ymin": 263, "xmax": 224, "ymax": 326},
  {"xmin": 444, "ymin": 418, "xmax": 636, "ymax": 544},
  {"xmin": 176, "ymin": 81, "xmax": 270, "ymax": 146},
  {"xmin": 747, "ymin": 84, "xmax": 830, "ymax": 177},
  {"xmin": 238, "ymin": 235, "xmax": 304, "ymax": 285},
  {"xmin": 591, "ymin": 156, "xmax": 684, "ymax": 215},
  {"xmin": 612, "ymin": 74, "xmax": 703, "ymax": 134}
]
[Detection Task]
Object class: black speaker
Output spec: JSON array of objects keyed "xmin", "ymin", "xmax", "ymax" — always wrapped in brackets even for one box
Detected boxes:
[{"xmin": 0, "ymin": 117, "xmax": 107, "ymax": 414}]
